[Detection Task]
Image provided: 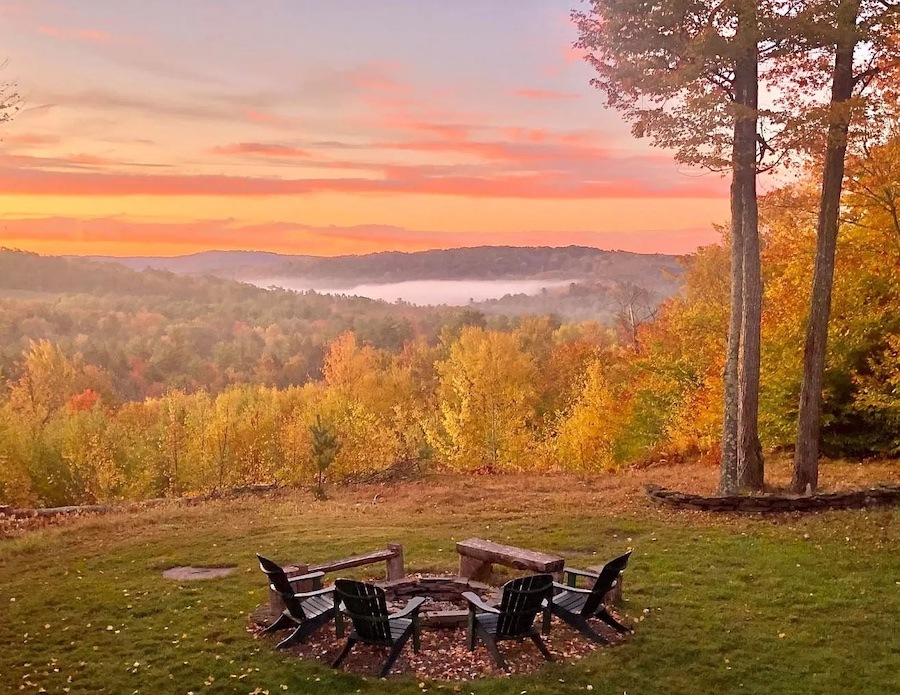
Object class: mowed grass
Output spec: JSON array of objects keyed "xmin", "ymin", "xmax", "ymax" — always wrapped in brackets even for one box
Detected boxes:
[{"xmin": 0, "ymin": 461, "xmax": 897, "ymax": 695}]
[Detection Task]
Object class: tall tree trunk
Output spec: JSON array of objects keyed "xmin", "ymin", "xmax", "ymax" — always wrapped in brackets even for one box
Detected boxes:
[
  {"xmin": 793, "ymin": 0, "xmax": 860, "ymax": 493},
  {"xmin": 722, "ymin": 2, "xmax": 762, "ymax": 494},
  {"xmin": 737, "ymin": 14, "xmax": 764, "ymax": 491},
  {"xmin": 720, "ymin": 175, "xmax": 744, "ymax": 495}
]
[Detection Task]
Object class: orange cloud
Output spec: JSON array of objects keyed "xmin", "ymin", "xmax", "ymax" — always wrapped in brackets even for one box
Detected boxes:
[
  {"xmin": 210, "ymin": 142, "xmax": 313, "ymax": 158},
  {"xmin": 1, "ymin": 133, "xmax": 60, "ymax": 146},
  {"xmin": 0, "ymin": 162, "xmax": 729, "ymax": 199},
  {"xmin": 242, "ymin": 109, "xmax": 293, "ymax": 127}
]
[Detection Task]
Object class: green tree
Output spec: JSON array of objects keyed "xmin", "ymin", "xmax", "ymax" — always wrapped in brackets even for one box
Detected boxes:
[{"xmin": 310, "ymin": 415, "xmax": 341, "ymax": 499}]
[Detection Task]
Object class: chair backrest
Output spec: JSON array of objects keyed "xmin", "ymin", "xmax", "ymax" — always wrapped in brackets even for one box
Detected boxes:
[
  {"xmin": 257, "ymin": 554, "xmax": 307, "ymax": 619},
  {"xmin": 581, "ymin": 549, "xmax": 632, "ymax": 616},
  {"xmin": 335, "ymin": 579, "xmax": 393, "ymax": 644},
  {"xmin": 495, "ymin": 573, "xmax": 553, "ymax": 638}
]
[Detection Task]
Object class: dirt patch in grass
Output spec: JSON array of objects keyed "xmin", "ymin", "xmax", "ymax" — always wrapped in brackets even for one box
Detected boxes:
[{"xmin": 162, "ymin": 566, "xmax": 237, "ymax": 580}]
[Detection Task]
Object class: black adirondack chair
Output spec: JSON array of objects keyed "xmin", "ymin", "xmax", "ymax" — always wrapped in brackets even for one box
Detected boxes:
[
  {"xmin": 549, "ymin": 549, "xmax": 633, "ymax": 642},
  {"xmin": 331, "ymin": 579, "xmax": 426, "ymax": 678},
  {"xmin": 462, "ymin": 573, "xmax": 554, "ymax": 670},
  {"xmin": 256, "ymin": 554, "xmax": 338, "ymax": 649}
]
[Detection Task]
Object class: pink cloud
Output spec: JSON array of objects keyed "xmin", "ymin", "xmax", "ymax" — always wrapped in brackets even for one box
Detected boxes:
[
  {"xmin": 348, "ymin": 61, "xmax": 411, "ymax": 95},
  {"xmin": 210, "ymin": 142, "xmax": 313, "ymax": 158},
  {"xmin": 513, "ymin": 89, "xmax": 581, "ymax": 101},
  {"xmin": 37, "ymin": 25, "xmax": 117, "ymax": 44},
  {"xmin": 563, "ymin": 45, "xmax": 586, "ymax": 64}
]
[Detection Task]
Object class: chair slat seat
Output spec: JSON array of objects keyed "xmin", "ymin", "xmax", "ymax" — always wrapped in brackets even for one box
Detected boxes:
[
  {"xmin": 551, "ymin": 592, "xmax": 587, "ymax": 613},
  {"xmin": 465, "ymin": 573, "xmax": 554, "ymax": 670},
  {"xmin": 302, "ymin": 595, "xmax": 333, "ymax": 617},
  {"xmin": 331, "ymin": 579, "xmax": 424, "ymax": 678},
  {"xmin": 549, "ymin": 550, "xmax": 632, "ymax": 643},
  {"xmin": 389, "ymin": 618, "xmax": 412, "ymax": 639}
]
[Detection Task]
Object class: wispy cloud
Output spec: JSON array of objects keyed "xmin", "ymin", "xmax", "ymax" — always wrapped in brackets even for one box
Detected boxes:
[
  {"xmin": 37, "ymin": 25, "xmax": 119, "ymax": 44},
  {"xmin": 0, "ymin": 159, "xmax": 728, "ymax": 199},
  {"xmin": 513, "ymin": 89, "xmax": 581, "ymax": 101},
  {"xmin": 209, "ymin": 142, "xmax": 313, "ymax": 159},
  {"xmin": 1, "ymin": 152, "xmax": 171, "ymax": 172},
  {"xmin": 1, "ymin": 133, "xmax": 60, "ymax": 146}
]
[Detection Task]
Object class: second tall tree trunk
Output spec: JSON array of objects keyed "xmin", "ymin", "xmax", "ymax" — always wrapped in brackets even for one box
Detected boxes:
[
  {"xmin": 737, "ymin": 30, "xmax": 764, "ymax": 491},
  {"xmin": 793, "ymin": 0, "xmax": 860, "ymax": 493}
]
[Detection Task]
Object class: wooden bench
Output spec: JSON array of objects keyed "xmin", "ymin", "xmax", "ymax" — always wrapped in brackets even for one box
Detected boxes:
[
  {"xmin": 309, "ymin": 542, "xmax": 404, "ymax": 581},
  {"xmin": 272, "ymin": 542, "xmax": 405, "ymax": 611},
  {"xmin": 456, "ymin": 538, "xmax": 564, "ymax": 582}
]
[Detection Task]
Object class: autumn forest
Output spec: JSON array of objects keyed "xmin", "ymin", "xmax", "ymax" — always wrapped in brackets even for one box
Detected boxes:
[{"xmin": 0, "ymin": 137, "xmax": 897, "ymax": 507}]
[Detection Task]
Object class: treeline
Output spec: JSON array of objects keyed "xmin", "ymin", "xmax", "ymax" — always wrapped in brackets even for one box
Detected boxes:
[
  {"xmin": 217, "ymin": 245, "xmax": 683, "ymax": 285},
  {"xmin": 0, "ymin": 251, "xmax": 491, "ymax": 399}
]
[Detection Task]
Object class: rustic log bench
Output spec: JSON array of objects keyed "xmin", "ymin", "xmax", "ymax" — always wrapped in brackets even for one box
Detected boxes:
[
  {"xmin": 268, "ymin": 542, "xmax": 404, "ymax": 613},
  {"xmin": 456, "ymin": 537, "xmax": 564, "ymax": 582},
  {"xmin": 309, "ymin": 542, "xmax": 404, "ymax": 580}
]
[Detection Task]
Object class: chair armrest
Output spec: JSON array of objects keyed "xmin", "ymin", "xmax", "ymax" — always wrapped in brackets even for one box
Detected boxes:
[
  {"xmin": 288, "ymin": 570, "xmax": 325, "ymax": 585},
  {"xmin": 553, "ymin": 582, "xmax": 594, "ymax": 594},
  {"xmin": 391, "ymin": 595, "xmax": 426, "ymax": 620},
  {"xmin": 564, "ymin": 567, "xmax": 600, "ymax": 582},
  {"xmin": 294, "ymin": 586, "xmax": 335, "ymax": 600},
  {"xmin": 462, "ymin": 591, "xmax": 500, "ymax": 614}
]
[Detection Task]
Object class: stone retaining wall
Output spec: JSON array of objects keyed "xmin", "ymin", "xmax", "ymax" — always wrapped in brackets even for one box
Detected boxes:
[{"xmin": 644, "ymin": 483, "xmax": 900, "ymax": 513}]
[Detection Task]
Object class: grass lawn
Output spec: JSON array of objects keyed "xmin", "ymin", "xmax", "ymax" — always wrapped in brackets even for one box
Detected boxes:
[{"xmin": 1, "ymin": 459, "xmax": 897, "ymax": 695}]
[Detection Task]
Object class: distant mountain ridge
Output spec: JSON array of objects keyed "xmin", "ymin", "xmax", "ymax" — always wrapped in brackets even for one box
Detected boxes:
[
  {"xmin": 83, "ymin": 246, "xmax": 684, "ymax": 287},
  {"xmin": 80, "ymin": 250, "xmax": 287, "ymax": 275}
]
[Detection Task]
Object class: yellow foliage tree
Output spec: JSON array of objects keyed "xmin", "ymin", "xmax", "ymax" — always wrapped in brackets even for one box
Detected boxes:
[
  {"xmin": 551, "ymin": 360, "xmax": 629, "ymax": 471},
  {"xmin": 432, "ymin": 327, "xmax": 538, "ymax": 471}
]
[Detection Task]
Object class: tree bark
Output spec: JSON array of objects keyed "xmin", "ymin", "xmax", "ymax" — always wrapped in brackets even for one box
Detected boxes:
[
  {"xmin": 737, "ymin": 12, "xmax": 764, "ymax": 491},
  {"xmin": 719, "ymin": 175, "xmax": 744, "ymax": 495},
  {"xmin": 722, "ymin": 3, "xmax": 762, "ymax": 494},
  {"xmin": 793, "ymin": 0, "xmax": 860, "ymax": 493}
]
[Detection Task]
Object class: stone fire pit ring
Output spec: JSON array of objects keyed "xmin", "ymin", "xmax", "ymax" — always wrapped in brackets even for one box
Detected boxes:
[{"xmin": 377, "ymin": 575, "xmax": 502, "ymax": 629}]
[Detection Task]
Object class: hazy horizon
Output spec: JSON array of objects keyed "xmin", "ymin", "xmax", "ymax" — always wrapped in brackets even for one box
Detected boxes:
[{"xmin": 67, "ymin": 240, "xmax": 694, "ymax": 261}]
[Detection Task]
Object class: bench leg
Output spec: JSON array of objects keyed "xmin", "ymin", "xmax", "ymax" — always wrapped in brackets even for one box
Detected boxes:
[{"xmin": 459, "ymin": 555, "xmax": 488, "ymax": 580}]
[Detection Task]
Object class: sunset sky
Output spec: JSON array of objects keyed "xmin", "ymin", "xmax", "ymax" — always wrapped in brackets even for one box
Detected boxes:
[{"xmin": 0, "ymin": 0, "xmax": 730, "ymax": 257}]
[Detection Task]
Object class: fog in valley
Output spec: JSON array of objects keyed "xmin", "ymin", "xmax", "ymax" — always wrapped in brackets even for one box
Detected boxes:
[{"xmin": 249, "ymin": 278, "xmax": 578, "ymax": 306}]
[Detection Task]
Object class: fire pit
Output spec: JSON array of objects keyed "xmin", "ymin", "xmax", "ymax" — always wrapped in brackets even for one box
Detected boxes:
[{"xmin": 378, "ymin": 575, "xmax": 501, "ymax": 628}]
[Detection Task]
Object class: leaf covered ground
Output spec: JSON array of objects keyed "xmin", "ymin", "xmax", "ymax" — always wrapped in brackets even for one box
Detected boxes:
[{"xmin": 0, "ymin": 457, "xmax": 897, "ymax": 695}]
